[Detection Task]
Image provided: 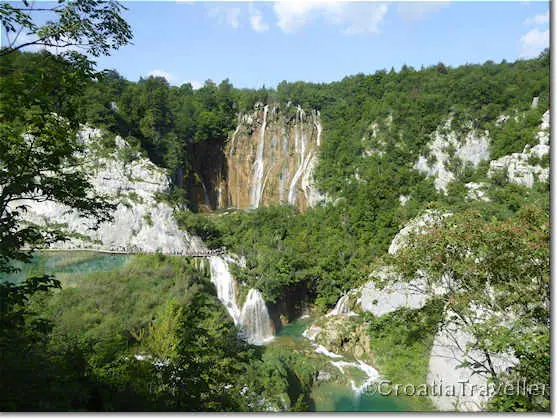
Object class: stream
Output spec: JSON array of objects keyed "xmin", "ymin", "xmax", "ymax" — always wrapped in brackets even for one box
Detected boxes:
[{"xmin": 273, "ymin": 317, "xmax": 418, "ymax": 412}]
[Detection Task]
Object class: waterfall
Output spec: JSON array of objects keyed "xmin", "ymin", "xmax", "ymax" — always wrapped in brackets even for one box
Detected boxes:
[
  {"xmin": 313, "ymin": 110, "xmax": 322, "ymax": 147},
  {"xmin": 250, "ymin": 105, "xmax": 268, "ymax": 208},
  {"xmin": 201, "ymin": 182, "xmax": 210, "ymax": 207},
  {"xmin": 330, "ymin": 360, "xmax": 380, "ymax": 394},
  {"xmin": 326, "ymin": 294, "xmax": 357, "ymax": 317},
  {"xmin": 229, "ymin": 119, "xmax": 241, "ymax": 157},
  {"xmin": 209, "ymin": 256, "xmax": 240, "ymax": 324},
  {"xmin": 209, "ymin": 256, "xmax": 274, "ymax": 345},
  {"xmin": 288, "ymin": 151, "xmax": 313, "ymax": 205},
  {"xmin": 217, "ymin": 180, "xmax": 225, "ymax": 209},
  {"xmin": 239, "ymin": 288, "xmax": 274, "ymax": 345}
]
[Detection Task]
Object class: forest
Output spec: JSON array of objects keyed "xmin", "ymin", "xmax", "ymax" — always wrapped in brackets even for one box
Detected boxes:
[{"xmin": 0, "ymin": 0, "xmax": 550, "ymax": 412}]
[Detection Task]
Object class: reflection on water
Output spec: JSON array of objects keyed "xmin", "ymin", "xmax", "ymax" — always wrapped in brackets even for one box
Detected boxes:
[{"xmin": 0, "ymin": 251, "xmax": 131, "ymax": 283}]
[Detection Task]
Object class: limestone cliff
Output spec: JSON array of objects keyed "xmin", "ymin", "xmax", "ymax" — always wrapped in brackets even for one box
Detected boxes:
[
  {"xmin": 223, "ymin": 103, "xmax": 324, "ymax": 211},
  {"xmin": 414, "ymin": 109, "xmax": 549, "ymax": 193},
  {"xmin": 12, "ymin": 127, "xmax": 204, "ymax": 253}
]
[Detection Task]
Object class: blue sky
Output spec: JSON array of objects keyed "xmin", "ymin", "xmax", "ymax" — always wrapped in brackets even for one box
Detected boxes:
[{"xmin": 5, "ymin": 1, "xmax": 552, "ymax": 89}]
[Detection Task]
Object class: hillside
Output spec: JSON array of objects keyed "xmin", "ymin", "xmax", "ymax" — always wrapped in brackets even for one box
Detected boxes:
[{"xmin": 1, "ymin": 50, "xmax": 550, "ymax": 412}]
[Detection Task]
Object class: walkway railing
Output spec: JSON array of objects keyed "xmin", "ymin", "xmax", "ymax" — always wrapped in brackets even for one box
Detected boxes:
[{"xmin": 21, "ymin": 246, "xmax": 227, "ymax": 258}]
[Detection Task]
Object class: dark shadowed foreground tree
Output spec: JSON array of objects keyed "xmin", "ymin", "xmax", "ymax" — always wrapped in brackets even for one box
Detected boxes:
[
  {"xmin": 0, "ymin": 0, "xmax": 132, "ymax": 273},
  {"xmin": 388, "ymin": 207, "xmax": 549, "ymax": 411},
  {"xmin": 0, "ymin": 1, "xmax": 132, "ymax": 410}
]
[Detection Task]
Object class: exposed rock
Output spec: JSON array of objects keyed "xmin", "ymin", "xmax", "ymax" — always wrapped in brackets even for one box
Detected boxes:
[
  {"xmin": 307, "ymin": 316, "xmax": 372, "ymax": 360},
  {"xmin": 465, "ymin": 182, "xmax": 490, "ymax": 202},
  {"xmin": 316, "ymin": 370, "xmax": 333, "ymax": 382},
  {"xmin": 357, "ymin": 267, "xmax": 427, "ymax": 317},
  {"xmin": 427, "ymin": 308, "xmax": 518, "ymax": 411},
  {"xmin": 488, "ymin": 110, "xmax": 550, "ymax": 188},
  {"xmin": 531, "ymin": 96, "xmax": 539, "ymax": 109},
  {"xmin": 399, "ymin": 194, "xmax": 410, "ymax": 206},
  {"xmin": 12, "ymin": 127, "xmax": 203, "ymax": 253},
  {"xmin": 224, "ymin": 103, "xmax": 325, "ymax": 211},
  {"xmin": 415, "ymin": 119, "xmax": 490, "ymax": 192},
  {"xmin": 388, "ymin": 210, "xmax": 447, "ymax": 256}
]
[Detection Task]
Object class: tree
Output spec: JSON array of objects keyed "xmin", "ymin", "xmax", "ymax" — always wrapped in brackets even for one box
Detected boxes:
[
  {"xmin": 0, "ymin": 2, "xmax": 132, "ymax": 410},
  {"xmin": 0, "ymin": 1, "xmax": 132, "ymax": 273},
  {"xmin": 388, "ymin": 207, "xmax": 549, "ymax": 411},
  {"xmin": 1, "ymin": 1, "xmax": 132, "ymax": 58}
]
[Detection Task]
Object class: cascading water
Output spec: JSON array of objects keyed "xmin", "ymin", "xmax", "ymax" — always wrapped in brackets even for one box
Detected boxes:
[
  {"xmin": 326, "ymin": 294, "xmax": 357, "ymax": 317},
  {"xmin": 239, "ymin": 289, "xmax": 274, "ymax": 345},
  {"xmin": 229, "ymin": 118, "xmax": 241, "ymax": 157},
  {"xmin": 201, "ymin": 182, "xmax": 211, "ymax": 207},
  {"xmin": 288, "ymin": 106, "xmax": 315, "ymax": 205},
  {"xmin": 209, "ymin": 256, "xmax": 240, "ymax": 324},
  {"xmin": 250, "ymin": 105, "xmax": 268, "ymax": 208},
  {"xmin": 288, "ymin": 151, "xmax": 313, "ymax": 205},
  {"xmin": 209, "ymin": 256, "xmax": 274, "ymax": 345},
  {"xmin": 313, "ymin": 110, "xmax": 322, "ymax": 147}
]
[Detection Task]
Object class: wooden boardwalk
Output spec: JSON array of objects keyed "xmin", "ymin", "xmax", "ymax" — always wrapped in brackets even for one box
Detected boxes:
[{"xmin": 22, "ymin": 247, "xmax": 227, "ymax": 258}]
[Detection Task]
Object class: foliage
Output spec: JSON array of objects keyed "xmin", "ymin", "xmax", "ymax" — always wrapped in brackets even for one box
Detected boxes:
[
  {"xmin": 363, "ymin": 300, "xmax": 444, "ymax": 410},
  {"xmin": 388, "ymin": 207, "xmax": 549, "ymax": 411}
]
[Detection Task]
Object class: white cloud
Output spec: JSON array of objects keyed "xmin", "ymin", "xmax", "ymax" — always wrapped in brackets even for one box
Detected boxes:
[
  {"xmin": 519, "ymin": 28, "xmax": 549, "ymax": 58},
  {"xmin": 148, "ymin": 69, "xmax": 176, "ymax": 82},
  {"xmin": 250, "ymin": 8, "xmax": 270, "ymax": 33},
  {"xmin": 272, "ymin": 1, "xmax": 388, "ymax": 35},
  {"xmin": 524, "ymin": 11, "xmax": 549, "ymax": 26},
  {"xmin": 208, "ymin": 5, "xmax": 241, "ymax": 29},
  {"xmin": 186, "ymin": 80, "xmax": 203, "ymax": 90},
  {"xmin": 396, "ymin": 2, "xmax": 448, "ymax": 21}
]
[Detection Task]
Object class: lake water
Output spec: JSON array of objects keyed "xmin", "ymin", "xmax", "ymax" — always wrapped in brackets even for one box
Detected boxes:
[{"xmin": 0, "ymin": 251, "xmax": 131, "ymax": 283}]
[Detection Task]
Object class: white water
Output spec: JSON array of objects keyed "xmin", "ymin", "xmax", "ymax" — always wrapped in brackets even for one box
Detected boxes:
[
  {"xmin": 330, "ymin": 360, "xmax": 380, "ymax": 394},
  {"xmin": 217, "ymin": 182, "xmax": 224, "ymax": 209},
  {"xmin": 288, "ymin": 151, "xmax": 313, "ymax": 205},
  {"xmin": 209, "ymin": 256, "xmax": 241, "ymax": 324},
  {"xmin": 239, "ymin": 288, "xmax": 274, "ymax": 345},
  {"xmin": 326, "ymin": 294, "xmax": 357, "ymax": 317},
  {"xmin": 303, "ymin": 323, "xmax": 379, "ymax": 395},
  {"xmin": 201, "ymin": 182, "xmax": 210, "ymax": 207},
  {"xmin": 229, "ymin": 120, "xmax": 241, "ymax": 156},
  {"xmin": 315, "ymin": 345, "xmax": 343, "ymax": 359},
  {"xmin": 313, "ymin": 110, "xmax": 322, "ymax": 147},
  {"xmin": 250, "ymin": 105, "xmax": 268, "ymax": 208}
]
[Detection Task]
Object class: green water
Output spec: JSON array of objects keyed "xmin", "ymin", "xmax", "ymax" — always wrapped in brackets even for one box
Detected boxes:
[
  {"xmin": 276, "ymin": 317, "xmax": 419, "ymax": 412},
  {"xmin": 312, "ymin": 383, "xmax": 414, "ymax": 412},
  {"xmin": 0, "ymin": 251, "xmax": 131, "ymax": 283}
]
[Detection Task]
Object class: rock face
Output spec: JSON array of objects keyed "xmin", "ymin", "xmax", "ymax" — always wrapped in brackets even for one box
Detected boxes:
[
  {"xmin": 427, "ymin": 309, "xmax": 518, "ymax": 411},
  {"xmin": 12, "ymin": 127, "xmax": 204, "ymax": 253},
  {"xmin": 488, "ymin": 110, "xmax": 550, "ymax": 188},
  {"xmin": 305, "ymin": 316, "xmax": 372, "ymax": 360},
  {"xmin": 355, "ymin": 212, "xmax": 519, "ymax": 411},
  {"xmin": 357, "ymin": 271, "xmax": 426, "ymax": 317},
  {"xmin": 414, "ymin": 120, "xmax": 490, "ymax": 193},
  {"xmin": 224, "ymin": 103, "xmax": 324, "ymax": 210}
]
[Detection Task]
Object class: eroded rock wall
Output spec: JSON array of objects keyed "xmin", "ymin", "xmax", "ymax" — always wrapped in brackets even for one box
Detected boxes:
[
  {"xmin": 224, "ymin": 103, "xmax": 323, "ymax": 211},
  {"xmin": 12, "ymin": 127, "xmax": 204, "ymax": 253}
]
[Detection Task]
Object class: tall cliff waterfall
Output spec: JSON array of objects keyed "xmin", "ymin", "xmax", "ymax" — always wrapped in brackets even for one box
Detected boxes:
[
  {"xmin": 224, "ymin": 103, "xmax": 322, "ymax": 211},
  {"xmin": 249, "ymin": 105, "xmax": 269, "ymax": 208},
  {"xmin": 208, "ymin": 256, "xmax": 274, "ymax": 345},
  {"xmin": 239, "ymin": 289, "xmax": 274, "ymax": 345}
]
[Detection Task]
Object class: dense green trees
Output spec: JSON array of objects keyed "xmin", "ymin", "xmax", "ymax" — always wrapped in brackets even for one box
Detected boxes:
[
  {"xmin": 387, "ymin": 207, "xmax": 549, "ymax": 411},
  {"xmin": 1, "ymin": 255, "xmax": 314, "ymax": 411},
  {"xmin": 0, "ymin": 23, "xmax": 549, "ymax": 410}
]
